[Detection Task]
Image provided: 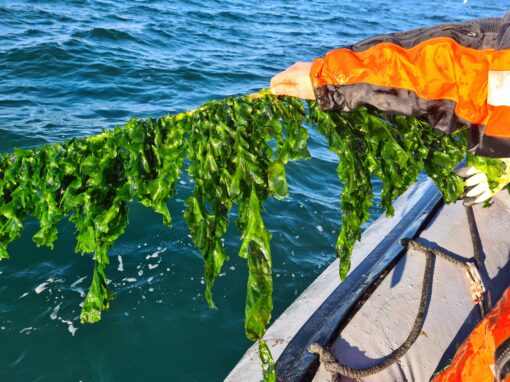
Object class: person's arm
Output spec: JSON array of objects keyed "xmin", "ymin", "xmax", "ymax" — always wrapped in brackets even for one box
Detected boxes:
[{"xmin": 271, "ymin": 12, "xmax": 510, "ymax": 158}]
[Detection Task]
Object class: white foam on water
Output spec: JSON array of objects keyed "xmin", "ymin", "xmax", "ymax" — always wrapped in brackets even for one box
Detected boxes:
[
  {"xmin": 138, "ymin": 270, "xmax": 143, "ymax": 276},
  {"xmin": 147, "ymin": 248, "xmax": 166, "ymax": 260},
  {"xmin": 18, "ymin": 292, "xmax": 29, "ymax": 299},
  {"xmin": 148, "ymin": 263, "xmax": 159, "ymax": 270},
  {"xmin": 70, "ymin": 276, "xmax": 87, "ymax": 288},
  {"xmin": 123, "ymin": 278, "xmax": 137, "ymax": 283},
  {"xmin": 20, "ymin": 327, "xmax": 33, "ymax": 334},
  {"xmin": 61, "ymin": 319, "xmax": 78, "ymax": 336},
  {"xmin": 68, "ymin": 324, "xmax": 78, "ymax": 336},
  {"xmin": 316, "ymin": 225, "xmax": 323, "ymax": 232},
  {"xmin": 35, "ymin": 278, "xmax": 54, "ymax": 294},
  {"xmin": 147, "ymin": 276, "xmax": 154, "ymax": 283},
  {"xmin": 50, "ymin": 303, "xmax": 62, "ymax": 320},
  {"xmin": 117, "ymin": 256, "xmax": 124, "ymax": 272}
]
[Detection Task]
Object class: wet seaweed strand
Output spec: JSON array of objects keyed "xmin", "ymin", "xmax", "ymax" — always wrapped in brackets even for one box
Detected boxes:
[{"xmin": 0, "ymin": 91, "xmax": 467, "ymax": 381}]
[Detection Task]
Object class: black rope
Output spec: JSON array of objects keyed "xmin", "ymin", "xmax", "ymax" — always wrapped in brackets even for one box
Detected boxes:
[
  {"xmin": 465, "ymin": 205, "xmax": 491, "ymax": 314},
  {"xmin": 311, "ymin": 201, "xmax": 493, "ymax": 379},
  {"xmin": 309, "ymin": 240, "xmax": 434, "ymax": 379},
  {"xmin": 407, "ymin": 240, "xmax": 469, "ymax": 269},
  {"xmin": 465, "ymin": 206, "xmax": 483, "ymax": 269}
]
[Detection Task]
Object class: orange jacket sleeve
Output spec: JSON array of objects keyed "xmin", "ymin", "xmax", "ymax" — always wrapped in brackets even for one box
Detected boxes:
[{"xmin": 310, "ymin": 12, "xmax": 510, "ymax": 158}]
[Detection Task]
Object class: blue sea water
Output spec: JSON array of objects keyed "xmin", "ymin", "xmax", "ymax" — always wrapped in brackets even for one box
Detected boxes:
[{"xmin": 0, "ymin": 1, "xmax": 507, "ymax": 381}]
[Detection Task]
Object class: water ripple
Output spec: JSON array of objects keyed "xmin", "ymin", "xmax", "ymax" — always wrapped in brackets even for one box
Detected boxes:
[{"xmin": 0, "ymin": 1, "xmax": 506, "ymax": 381}]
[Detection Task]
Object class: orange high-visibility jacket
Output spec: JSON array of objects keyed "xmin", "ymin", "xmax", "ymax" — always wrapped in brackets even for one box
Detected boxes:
[
  {"xmin": 310, "ymin": 11, "xmax": 510, "ymax": 158},
  {"xmin": 431, "ymin": 287, "xmax": 510, "ymax": 382}
]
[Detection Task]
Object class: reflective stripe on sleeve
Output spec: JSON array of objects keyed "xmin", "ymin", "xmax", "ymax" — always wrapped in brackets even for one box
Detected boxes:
[{"xmin": 488, "ymin": 71, "xmax": 510, "ymax": 107}]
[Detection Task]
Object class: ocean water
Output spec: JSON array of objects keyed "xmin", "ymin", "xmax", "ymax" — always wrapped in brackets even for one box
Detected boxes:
[{"xmin": 0, "ymin": 1, "xmax": 506, "ymax": 381}]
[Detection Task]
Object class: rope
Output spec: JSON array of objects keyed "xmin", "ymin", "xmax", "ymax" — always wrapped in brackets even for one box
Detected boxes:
[
  {"xmin": 465, "ymin": 205, "xmax": 491, "ymax": 314},
  {"xmin": 309, "ymin": 240, "xmax": 434, "ymax": 379},
  {"xmin": 406, "ymin": 240, "xmax": 469, "ymax": 269},
  {"xmin": 310, "ymin": 238, "xmax": 488, "ymax": 380},
  {"xmin": 310, "ymin": 203, "xmax": 492, "ymax": 380},
  {"xmin": 465, "ymin": 206, "xmax": 483, "ymax": 269},
  {"xmin": 408, "ymin": 240, "xmax": 486, "ymax": 311}
]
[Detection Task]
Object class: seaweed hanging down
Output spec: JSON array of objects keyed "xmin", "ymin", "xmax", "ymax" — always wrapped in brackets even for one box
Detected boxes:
[
  {"xmin": 0, "ymin": 91, "xmax": 469, "ymax": 381},
  {"xmin": 308, "ymin": 103, "xmax": 466, "ymax": 279}
]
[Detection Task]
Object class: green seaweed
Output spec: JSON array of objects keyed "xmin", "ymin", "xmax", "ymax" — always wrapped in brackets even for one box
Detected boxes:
[
  {"xmin": 309, "ymin": 104, "xmax": 466, "ymax": 279},
  {"xmin": 0, "ymin": 91, "xmax": 469, "ymax": 380}
]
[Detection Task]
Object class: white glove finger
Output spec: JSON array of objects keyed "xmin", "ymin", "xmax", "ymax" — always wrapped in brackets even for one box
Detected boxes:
[
  {"xmin": 474, "ymin": 189, "xmax": 493, "ymax": 204},
  {"xmin": 466, "ymin": 166, "xmax": 481, "ymax": 176},
  {"xmin": 465, "ymin": 172, "xmax": 487, "ymax": 187},
  {"xmin": 456, "ymin": 166, "xmax": 481, "ymax": 178},
  {"xmin": 466, "ymin": 181, "xmax": 490, "ymax": 198}
]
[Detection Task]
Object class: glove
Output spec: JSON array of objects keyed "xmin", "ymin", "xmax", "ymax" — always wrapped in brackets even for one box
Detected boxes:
[{"xmin": 457, "ymin": 157, "xmax": 510, "ymax": 206}]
